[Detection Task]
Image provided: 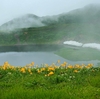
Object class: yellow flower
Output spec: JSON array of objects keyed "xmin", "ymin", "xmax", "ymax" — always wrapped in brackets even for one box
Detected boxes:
[
  {"xmin": 64, "ymin": 62, "xmax": 67, "ymax": 65},
  {"xmin": 9, "ymin": 66, "xmax": 15, "ymax": 70},
  {"xmin": 31, "ymin": 62, "xmax": 34, "ymax": 66},
  {"xmin": 48, "ymin": 71, "xmax": 54, "ymax": 76},
  {"xmin": 73, "ymin": 70, "xmax": 78, "ymax": 73},
  {"xmin": 4, "ymin": 61, "xmax": 9, "ymax": 65},
  {"xmin": 74, "ymin": 64, "xmax": 82, "ymax": 69},
  {"xmin": 49, "ymin": 71, "xmax": 54, "ymax": 75},
  {"xmin": 3, "ymin": 61, "xmax": 11, "ymax": 68},
  {"xmin": 85, "ymin": 63, "xmax": 93, "ymax": 69},
  {"xmin": 61, "ymin": 64, "xmax": 66, "ymax": 67},
  {"xmin": 20, "ymin": 68, "xmax": 26, "ymax": 73},
  {"xmin": 48, "ymin": 67, "xmax": 55, "ymax": 71},
  {"xmin": 28, "ymin": 68, "xmax": 31, "ymax": 73},
  {"xmin": 87, "ymin": 63, "xmax": 93, "ymax": 68},
  {"xmin": 67, "ymin": 65, "xmax": 73, "ymax": 69},
  {"xmin": 37, "ymin": 69, "xmax": 41, "ymax": 73},
  {"xmin": 2, "ymin": 66, "xmax": 7, "ymax": 70},
  {"xmin": 41, "ymin": 68, "xmax": 45, "ymax": 71}
]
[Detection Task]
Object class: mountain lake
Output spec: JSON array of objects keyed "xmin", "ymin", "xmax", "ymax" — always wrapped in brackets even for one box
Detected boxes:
[{"xmin": 0, "ymin": 44, "xmax": 99, "ymax": 66}]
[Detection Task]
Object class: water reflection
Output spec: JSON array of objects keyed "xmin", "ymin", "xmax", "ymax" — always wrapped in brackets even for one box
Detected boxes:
[
  {"xmin": 0, "ymin": 52, "xmax": 99, "ymax": 66},
  {"xmin": 0, "ymin": 44, "xmax": 64, "ymax": 52},
  {"xmin": 0, "ymin": 52, "xmax": 67, "ymax": 66}
]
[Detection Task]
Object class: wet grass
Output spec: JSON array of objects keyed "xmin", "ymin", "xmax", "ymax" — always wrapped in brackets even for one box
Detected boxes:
[
  {"xmin": 0, "ymin": 61, "xmax": 100, "ymax": 99},
  {"xmin": 55, "ymin": 47, "xmax": 100, "ymax": 61}
]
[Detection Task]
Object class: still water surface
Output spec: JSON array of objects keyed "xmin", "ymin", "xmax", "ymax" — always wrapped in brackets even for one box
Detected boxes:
[
  {"xmin": 0, "ymin": 44, "xmax": 99, "ymax": 66},
  {"xmin": 0, "ymin": 52, "xmax": 99, "ymax": 66}
]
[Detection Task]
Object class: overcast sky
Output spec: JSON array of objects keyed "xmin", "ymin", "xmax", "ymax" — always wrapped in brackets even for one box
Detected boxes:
[{"xmin": 0, "ymin": 0, "xmax": 100, "ymax": 25}]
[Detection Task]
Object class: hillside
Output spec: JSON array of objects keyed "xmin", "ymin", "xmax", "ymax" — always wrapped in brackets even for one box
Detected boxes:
[
  {"xmin": 0, "ymin": 14, "xmax": 45, "ymax": 31},
  {"xmin": 0, "ymin": 4, "xmax": 100, "ymax": 45}
]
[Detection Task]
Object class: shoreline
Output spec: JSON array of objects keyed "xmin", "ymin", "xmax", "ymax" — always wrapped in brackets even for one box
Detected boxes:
[{"xmin": 0, "ymin": 43, "xmax": 64, "ymax": 52}]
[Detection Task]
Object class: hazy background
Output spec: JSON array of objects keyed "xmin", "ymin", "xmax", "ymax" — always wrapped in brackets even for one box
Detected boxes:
[{"xmin": 0, "ymin": 0, "xmax": 100, "ymax": 25}]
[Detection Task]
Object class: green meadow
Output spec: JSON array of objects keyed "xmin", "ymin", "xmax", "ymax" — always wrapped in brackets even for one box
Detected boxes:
[
  {"xmin": 55, "ymin": 47, "xmax": 100, "ymax": 61},
  {"xmin": 0, "ymin": 61, "xmax": 100, "ymax": 99},
  {"xmin": 0, "ymin": 5, "xmax": 100, "ymax": 99}
]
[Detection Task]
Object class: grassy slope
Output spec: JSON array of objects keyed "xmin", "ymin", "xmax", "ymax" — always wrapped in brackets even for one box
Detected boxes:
[
  {"xmin": 0, "ymin": 22, "xmax": 100, "ymax": 45},
  {"xmin": 1, "ymin": 5, "xmax": 100, "ymax": 45},
  {"xmin": 0, "ymin": 65, "xmax": 100, "ymax": 99},
  {"xmin": 55, "ymin": 47, "xmax": 100, "ymax": 61}
]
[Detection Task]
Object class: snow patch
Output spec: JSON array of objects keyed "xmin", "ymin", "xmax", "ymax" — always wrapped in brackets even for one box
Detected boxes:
[
  {"xmin": 63, "ymin": 41, "xmax": 83, "ymax": 46},
  {"xmin": 63, "ymin": 40, "xmax": 100, "ymax": 50},
  {"xmin": 82, "ymin": 43, "xmax": 100, "ymax": 50}
]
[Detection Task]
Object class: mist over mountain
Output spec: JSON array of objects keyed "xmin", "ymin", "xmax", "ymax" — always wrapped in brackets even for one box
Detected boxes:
[
  {"xmin": 0, "ymin": 4, "xmax": 100, "ymax": 45},
  {"xmin": 41, "ymin": 4, "xmax": 100, "ymax": 25},
  {"xmin": 0, "ymin": 4, "xmax": 100, "ymax": 32},
  {"xmin": 0, "ymin": 14, "xmax": 45, "ymax": 31}
]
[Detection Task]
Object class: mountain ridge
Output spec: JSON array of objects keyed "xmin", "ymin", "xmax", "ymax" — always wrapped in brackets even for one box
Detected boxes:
[
  {"xmin": 0, "ymin": 4, "xmax": 100, "ymax": 31},
  {"xmin": 0, "ymin": 4, "xmax": 100, "ymax": 45},
  {"xmin": 0, "ymin": 14, "xmax": 45, "ymax": 31}
]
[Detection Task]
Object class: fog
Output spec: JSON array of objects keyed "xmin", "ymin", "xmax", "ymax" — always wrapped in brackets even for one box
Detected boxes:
[
  {"xmin": 0, "ymin": 0, "xmax": 100, "ymax": 25},
  {"xmin": 1, "ymin": 3, "xmax": 100, "ymax": 33},
  {"xmin": 0, "ymin": 0, "xmax": 100, "ymax": 66},
  {"xmin": 0, "ymin": 14, "xmax": 45, "ymax": 31}
]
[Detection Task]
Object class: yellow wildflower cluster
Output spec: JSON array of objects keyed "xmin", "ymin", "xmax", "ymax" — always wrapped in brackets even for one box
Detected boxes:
[
  {"xmin": 48, "ymin": 67, "xmax": 55, "ymax": 71},
  {"xmin": 67, "ymin": 65, "xmax": 73, "ymax": 69},
  {"xmin": 73, "ymin": 70, "xmax": 79, "ymax": 73},
  {"xmin": 2, "ymin": 61, "xmax": 15, "ymax": 70},
  {"xmin": 61, "ymin": 62, "xmax": 67, "ymax": 67},
  {"xmin": 26, "ymin": 62, "xmax": 34, "ymax": 67},
  {"xmin": 18, "ymin": 67, "xmax": 33, "ymax": 74},
  {"xmin": 28, "ymin": 68, "xmax": 32, "ymax": 74},
  {"xmin": 0, "ymin": 61, "xmax": 34, "ymax": 75},
  {"xmin": 0, "ymin": 60, "xmax": 94, "ymax": 76},
  {"xmin": 85, "ymin": 63, "xmax": 93, "ymax": 69},
  {"xmin": 20, "ymin": 68, "xmax": 26, "ymax": 73},
  {"xmin": 74, "ymin": 64, "xmax": 83, "ymax": 69},
  {"xmin": 37, "ymin": 65, "xmax": 55, "ymax": 76}
]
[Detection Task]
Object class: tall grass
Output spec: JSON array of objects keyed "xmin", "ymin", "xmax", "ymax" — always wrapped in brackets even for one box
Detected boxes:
[{"xmin": 0, "ymin": 61, "xmax": 100, "ymax": 99}]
